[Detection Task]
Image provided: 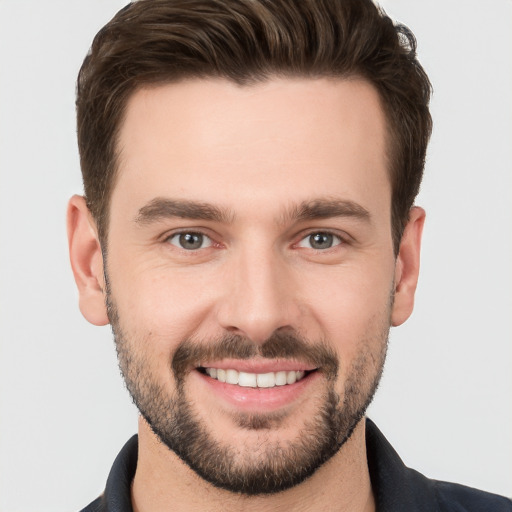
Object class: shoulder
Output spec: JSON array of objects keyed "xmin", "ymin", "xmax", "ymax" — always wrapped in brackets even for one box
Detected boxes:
[
  {"xmin": 79, "ymin": 495, "xmax": 105, "ymax": 512},
  {"xmin": 365, "ymin": 419, "xmax": 511, "ymax": 512},
  {"xmin": 432, "ymin": 478, "xmax": 512, "ymax": 512}
]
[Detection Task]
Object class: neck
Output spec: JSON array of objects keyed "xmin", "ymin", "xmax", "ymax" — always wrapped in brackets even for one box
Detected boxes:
[{"xmin": 131, "ymin": 417, "xmax": 375, "ymax": 512}]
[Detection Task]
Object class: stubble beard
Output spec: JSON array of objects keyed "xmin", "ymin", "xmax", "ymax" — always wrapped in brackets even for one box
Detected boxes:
[{"xmin": 107, "ymin": 291, "xmax": 389, "ymax": 495}]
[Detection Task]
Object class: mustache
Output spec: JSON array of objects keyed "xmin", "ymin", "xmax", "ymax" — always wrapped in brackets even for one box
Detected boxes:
[{"xmin": 172, "ymin": 331, "xmax": 339, "ymax": 381}]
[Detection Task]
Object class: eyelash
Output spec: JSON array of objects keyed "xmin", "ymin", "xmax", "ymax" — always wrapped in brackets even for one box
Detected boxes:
[
  {"xmin": 163, "ymin": 229, "xmax": 348, "ymax": 253},
  {"xmin": 295, "ymin": 231, "xmax": 345, "ymax": 251},
  {"xmin": 165, "ymin": 230, "xmax": 216, "ymax": 251}
]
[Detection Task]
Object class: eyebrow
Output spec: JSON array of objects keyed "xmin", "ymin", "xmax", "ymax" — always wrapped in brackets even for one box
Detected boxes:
[
  {"xmin": 135, "ymin": 198, "xmax": 234, "ymax": 224},
  {"xmin": 283, "ymin": 198, "xmax": 371, "ymax": 224},
  {"xmin": 135, "ymin": 196, "xmax": 371, "ymax": 226}
]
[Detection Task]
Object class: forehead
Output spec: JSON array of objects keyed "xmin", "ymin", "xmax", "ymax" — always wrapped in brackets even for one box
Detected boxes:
[{"xmin": 113, "ymin": 77, "xmax": 390, "ymax": 223}]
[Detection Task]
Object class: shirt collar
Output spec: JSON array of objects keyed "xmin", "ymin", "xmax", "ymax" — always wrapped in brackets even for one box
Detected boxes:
[
  {"xmin": 102, "ymin": 434, "xmax": 137, "ymax": 512},
  {"xmin": 365, "ymin": 418, "xmax": 439, "ymax": 511}
]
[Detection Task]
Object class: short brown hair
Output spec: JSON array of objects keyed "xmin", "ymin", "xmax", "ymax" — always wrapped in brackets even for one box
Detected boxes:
[{"xmin": 76, "ymin": 0, "xmax": 432, "ymax": 252}]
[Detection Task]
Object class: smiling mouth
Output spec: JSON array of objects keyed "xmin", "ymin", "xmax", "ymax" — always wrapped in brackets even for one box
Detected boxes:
[{"xmin": 198, "ymin": 367, "xmax": 315, "ymax": 388}]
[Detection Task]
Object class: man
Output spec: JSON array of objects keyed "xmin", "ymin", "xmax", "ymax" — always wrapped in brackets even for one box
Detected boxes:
[{"xmin": 67, "ymin": 0, "xmax": 512, "ymax": 510}]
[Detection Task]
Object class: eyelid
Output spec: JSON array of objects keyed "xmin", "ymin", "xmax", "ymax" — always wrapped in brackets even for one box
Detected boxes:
[
  {"xmin": 294, "ymin": 229, "xmax": 349, "ymax": 250},
  {"xmin": 163, "ymin": 228, "xmax": 219, "ymax": 250},
  {"xmin": 159, "ymin": 227, "xmax": 350, "ymax": 251}
]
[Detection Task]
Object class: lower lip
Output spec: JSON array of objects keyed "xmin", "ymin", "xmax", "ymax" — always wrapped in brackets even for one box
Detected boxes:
[{"xmin": 194, "ymin": 370, "xmax": 320, "ymax": 412}]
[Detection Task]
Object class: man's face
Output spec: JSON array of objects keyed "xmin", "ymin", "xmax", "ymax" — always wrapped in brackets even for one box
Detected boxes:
[{"xmin": 102, "ymin": 78, "xmax": 399, "ymax": 493}]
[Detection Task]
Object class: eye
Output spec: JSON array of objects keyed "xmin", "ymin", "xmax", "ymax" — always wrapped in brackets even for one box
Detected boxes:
[
  {"xmin": 167, "ymin": 232, "xmax": 212, "ymax": 250},
  {"xmin": 297, "ymin": 232, "xmax": 342, "ymax": 250}
]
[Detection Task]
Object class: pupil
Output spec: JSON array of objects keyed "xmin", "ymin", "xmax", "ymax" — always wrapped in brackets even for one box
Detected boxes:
[
  {"xmin": 310, "ymin": 233, "xmax": 332, "ymax": 249},
  {"xmin": 180, "ymin": 233, "xmax": 202, "ymax": 249}
]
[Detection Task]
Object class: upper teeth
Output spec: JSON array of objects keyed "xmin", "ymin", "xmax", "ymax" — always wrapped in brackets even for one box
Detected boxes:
[{"xmin": 204, "ymin": 368, "xmax": 306, "ymax": 388}]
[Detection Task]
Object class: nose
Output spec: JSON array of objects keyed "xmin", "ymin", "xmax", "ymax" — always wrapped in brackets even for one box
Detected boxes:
[{"xmin": 216, "ymin": 244, "xmax": 302, "ymax": 344}]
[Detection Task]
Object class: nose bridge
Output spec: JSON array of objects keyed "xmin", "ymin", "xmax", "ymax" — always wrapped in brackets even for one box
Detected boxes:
[{"xmin": 217, "ymin": 240, "xmax": 299, "ymax": 343}]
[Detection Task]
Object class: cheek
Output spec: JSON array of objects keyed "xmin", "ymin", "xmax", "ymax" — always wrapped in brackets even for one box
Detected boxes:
[
  {"xmin": 305, "ymin": 259, "xmax": 393, "ymax": 312},
  {"xmin": 300, "ymin": 262, "xmax": 393, "ymax": 357},
  {"xmin": 108, "ymin": 245, "xmax": 395, "ymax": 359},
  {"xmin": 108, "ymin": 258, "xmax": 219, "ymax": 344}
]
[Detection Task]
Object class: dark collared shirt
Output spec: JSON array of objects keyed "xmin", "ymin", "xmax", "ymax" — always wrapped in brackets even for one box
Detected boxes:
[{"xmin": 81, "ymin": 419, "xmax": 512, "ymax": 511}]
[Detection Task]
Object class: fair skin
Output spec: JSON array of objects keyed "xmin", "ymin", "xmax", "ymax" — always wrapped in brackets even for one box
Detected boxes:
[{"xmin": 68, "ymin": 78, "xmax": 424, "ymax": 511}]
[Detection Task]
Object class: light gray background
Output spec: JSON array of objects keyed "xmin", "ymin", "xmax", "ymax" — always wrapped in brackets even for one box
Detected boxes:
[{"xmin": 0, "ymin": 1, "xmax": 511, "ymax": 511}]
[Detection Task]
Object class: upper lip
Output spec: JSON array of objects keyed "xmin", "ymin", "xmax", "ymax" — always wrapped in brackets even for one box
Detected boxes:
[{"xmin": 198, "ymin": 359, "xmax": 317, "ymax": 373}]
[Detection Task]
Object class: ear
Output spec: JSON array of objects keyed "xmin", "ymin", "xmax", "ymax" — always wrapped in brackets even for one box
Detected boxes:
[
  {"xmin": 67, "ymin": 195, "xmax": 109, "ymax": 326},
  {"xmin": 391, "ymin": 206, "xmax": 426, "ymax": 327}
]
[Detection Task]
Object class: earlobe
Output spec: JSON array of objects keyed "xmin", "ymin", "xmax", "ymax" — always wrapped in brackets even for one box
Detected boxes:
[
  {"xmin": 391, "ymin": 206, "xmax": 426, "ymax": 327},
  {"xmin": 67, "ymin": 195, "xmax": 109, "ymax": 326}
]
